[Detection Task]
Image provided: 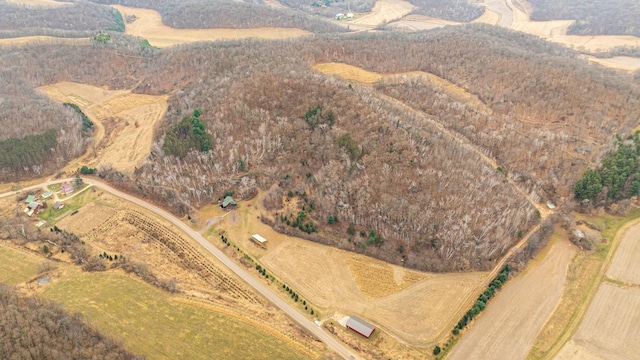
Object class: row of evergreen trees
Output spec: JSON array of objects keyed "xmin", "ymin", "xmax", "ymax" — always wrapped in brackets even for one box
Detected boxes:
[{"xmin": 0, "ymin": 130, "xmax": 56, "ymax": 170}]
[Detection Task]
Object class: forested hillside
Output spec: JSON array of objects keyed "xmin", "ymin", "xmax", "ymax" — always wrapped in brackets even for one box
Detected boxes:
[
  {"xmin": 529, "ymin": 0, "xmax": 640, "ymax": 37},
  {"xmin": 0, "ymin": 285, "xmax": 143, "ymax": 360},
  {"xmin": 0, "ymin": 2, "xmax": 122, "ymax": 38},
  {"xmin": 1, "ymin": 26, "xmax": 638, "ymax": 271},
  {"xmin": 89, "ymin": 0, "xmax": 346, "ymax": 33},
  {"xmin": 408, "ymin": 0, "xmax": 483, "ymax": 22}
]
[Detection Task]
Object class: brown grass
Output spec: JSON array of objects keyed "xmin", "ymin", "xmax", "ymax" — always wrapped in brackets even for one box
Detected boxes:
[
  {"xmin": 472, "ymin": 8, "xmax": 501, "ymax": 26},
  {"xmin": 112, "ymin": 5, "xmax": 311, "ymax": 48},
  {"xmin": 38, "ymin": 81, "xmax": 167, "ymax": 173},
  {"xmin": 345, "ymin": 254, "xmax": 425, "ymax": 298},
  {"xmin": 0, "ymin": 244, "xmax": 41, "ymax": 285},
  {"xmin": 387, "ymin": 14, "xmax": 459, "ymax": 31},
  {"xmin": 550, "ymin": 35, "xmax": 640, "ymax": 52},
  {"xmin": 448, "ymin": 234, "xmax": 577, "ymax": 360}
]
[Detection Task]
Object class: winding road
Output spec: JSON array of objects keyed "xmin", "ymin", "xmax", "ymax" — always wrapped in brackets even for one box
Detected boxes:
[{"xmin": 1, "ymin": 178, "xmax": 359, "ymax": 360}]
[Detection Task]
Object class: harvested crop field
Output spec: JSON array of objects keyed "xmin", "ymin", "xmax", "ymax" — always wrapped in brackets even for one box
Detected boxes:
[
  {"xmin": 554, "ymin": 283, "xmax": 640, "ymax": 360},
  {"xmin": 448, "ymin": 237, "xmax": 576, "ymax": 360},
  {"xmin": 0, "ymin": 36, "xmax": 89, "ymax": 47},
  {"xmin": 606, "ymin": 221, "xmax": 640, "ymax": 284},
  {"xmin": 350, "ymin": 0, "xmax": 415, "ymax": 28},
  {"xmin": 38, "ymin": 81, "xmax": 167, "ymax": 173},
  {"xmin": 261, "ymin": 238, "xmax": 486, "ymax": 345},
  {"xmin": 587, "ymin": 56, "xmax": 640, "ymax": 72},
  {"xmin": 112, "ymin": 5, "xmax": 311, "ymax": 48},
  {"xmin": 41, "ymin": 270, "xmax": 307, "ymax": 360},
  {"xmin": 550, "ymin": 35, "xmax": 640, "ymax": 53}
]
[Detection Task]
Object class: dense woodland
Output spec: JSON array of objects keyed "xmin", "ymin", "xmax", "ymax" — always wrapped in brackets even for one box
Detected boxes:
[
  {"xmin": 407, "ymin": 0, "xmax": 483, "ymax": 22},
  {"xmin": 529, "ymin": 0, "xmax": 640, "ymax": 37},
  {"xmin": 0, "ymin": 285, "xmax": 143, "ymax": 360},
  {"xmin": 89, "ymin": 0, "xmax": 346, "ymax": 33},
  {"xmin": 1, "ymin": 16, "xmax": 639, "ymax": 270},
  {"xmin": 0, "ymin": 2, "xmax": 122, "ymax": 38}
]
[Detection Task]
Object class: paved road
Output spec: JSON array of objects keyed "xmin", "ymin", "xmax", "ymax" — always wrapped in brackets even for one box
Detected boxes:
[{"xmin": 1, "ymin": 178, "xmax": 358, "ymax": 360}]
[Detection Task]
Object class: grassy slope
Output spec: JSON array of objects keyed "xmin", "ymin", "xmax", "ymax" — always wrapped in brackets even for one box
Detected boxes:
[
  {"xmin": 42, "ymin": 270, "xmax": 306, "ymax": 360},
  {"xmin": 0, "ymin": 244, "xmax": 40, "ymax": 285}
]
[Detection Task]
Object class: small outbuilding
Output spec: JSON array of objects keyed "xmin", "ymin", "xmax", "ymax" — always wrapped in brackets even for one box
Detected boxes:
[
  {"xmin": 41, "ymin": 191, "xmax": 53, "ymax": 199},
  {"xmin": 25, "ymin": 194, "xmax": 36, "ymax": 203},
  {"xmin": 346, "ymin": 316, "xmax": 376, "ymax": 338},
  {"xmin": 53, "ymin": 201, "xmax": 65, "ymax": 210},
  {"xmin": 250, "ymin": 233, "xmax": 268, "ymax": 247},
  {"xmin": 221, "ymin": 196, "xmax": 237, "ymax": 209}
]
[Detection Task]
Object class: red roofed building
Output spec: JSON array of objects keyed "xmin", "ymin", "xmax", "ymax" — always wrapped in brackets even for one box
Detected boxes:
[{"xmin": 346, "ymin": 316, "xmax": 376, "ymax": 338}]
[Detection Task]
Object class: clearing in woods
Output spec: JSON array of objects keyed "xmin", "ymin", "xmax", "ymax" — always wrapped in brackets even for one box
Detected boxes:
[
  {"xmin": 38, "ymin": 81, "xmax": 168, "ymax": 173},
  {"xmin": 349, "ymin": 0, "xmax": 416, "ymax": 29},
  {"xmin": 448, "ymin": 232, "xmax": 577, "ymax": 360},
  {"xmin": 0, "ymin": 244, "xmax": 42, "ymax": 285},
  {"xmin": 586, "ymin": 56, "xmax": 640, "ymax": 73},
  {"xmin": 41, "ymin": 269, "xmax": 308, "ymax": 360},
  {"xmin": 112, "ymin": 5, "xmax": 311, "ymax": 48},
  {"xmin": 313, "ymin": 62, "xmax": 488, "ymax": 111},
  {"xmin": 209, "ymin": 193, "xmax": 487, "ymax": 346}
]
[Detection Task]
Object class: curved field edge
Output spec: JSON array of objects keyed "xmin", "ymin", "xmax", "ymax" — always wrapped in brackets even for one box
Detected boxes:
[
  {"xmin": 41, "ymin": 269, "xmax": 309, "ymax": 360},
  {"xmin": 527, "ymin": 209, "xmax": 640, "ymax": 360}
]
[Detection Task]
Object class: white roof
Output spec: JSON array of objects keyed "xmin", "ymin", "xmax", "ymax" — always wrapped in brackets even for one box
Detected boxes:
[
  {"xmin": 346, "ymin": 316, "xmax": 375, "ymax": 337},
  {"xmin": 251, "ymin": 234, "xmax": 267, "ymax": 243}
]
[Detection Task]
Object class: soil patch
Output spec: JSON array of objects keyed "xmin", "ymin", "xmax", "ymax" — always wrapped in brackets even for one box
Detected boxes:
[{"xmin": 112, "ymin": 5, "xmax": 311, "ymax": 48}]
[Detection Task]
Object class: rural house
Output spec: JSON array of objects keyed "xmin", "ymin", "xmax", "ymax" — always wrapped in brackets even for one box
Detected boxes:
[
  {"xmin": 61, "ymin": 183, "xmax": 74, "ymax": 195},
  {"xmin": 25, "ymin": 194, "xmax": 36, "ymax": 203},
  {"xmin": 41, "ymin": 191, "xmax": 53, "ymax": 199},
  {"xmin": 53, "ymin": 201, "xmax": 65, "ymax": 210},
  {"xmin": 346, "ymin": 316, "xmax": 376, "ymax": 338}
]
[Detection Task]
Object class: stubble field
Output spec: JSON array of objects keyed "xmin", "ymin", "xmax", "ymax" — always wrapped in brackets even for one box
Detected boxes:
[
  {"xmin": 38, "ymin": 81, "xmax": 168, "ymax": 173},
  {"xmin": 112, "ymin": 5, "xmax": 311, "ymax": 48},
  {"xmin": 448, "ymin": 235, "xmax": 576, "ymax": 360}
]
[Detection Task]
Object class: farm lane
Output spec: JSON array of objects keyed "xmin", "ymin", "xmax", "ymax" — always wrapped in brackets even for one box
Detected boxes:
[{"xmin": 0, "ymin": 179, "xmax": 359, "ymax": 360}]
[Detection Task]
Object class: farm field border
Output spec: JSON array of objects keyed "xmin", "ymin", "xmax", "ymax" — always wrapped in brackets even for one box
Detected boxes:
[{"xmin": 527, "ymin": 210, "xmax": 640, "ymax": 360}]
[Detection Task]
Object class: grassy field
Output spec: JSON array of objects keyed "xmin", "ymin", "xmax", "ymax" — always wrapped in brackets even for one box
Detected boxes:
[
  {"xmin": 42, "ymin": 270, "xmax": 307, "ymax": 360},
  {"xmin": 0, "ymin": 244, "xmax": 41, "ymax": 285},
  {"xmin": 527, "ymin": 209, "xmax": 640, "ymax": 359}
]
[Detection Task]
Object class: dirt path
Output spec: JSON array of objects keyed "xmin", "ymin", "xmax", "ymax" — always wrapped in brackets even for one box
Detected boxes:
[
  {"xmin": 112, "ymin": 5, "xmax": 311, "ymax": 48},
  {"xmin": 448, "ymin": 238, "xmax": 576, "ymax": 360}
]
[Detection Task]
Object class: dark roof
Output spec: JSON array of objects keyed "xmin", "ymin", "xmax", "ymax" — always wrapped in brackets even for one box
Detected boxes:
[{"xmin": 346, "ymin": 316, "xmax": 376, "ymax": 338}]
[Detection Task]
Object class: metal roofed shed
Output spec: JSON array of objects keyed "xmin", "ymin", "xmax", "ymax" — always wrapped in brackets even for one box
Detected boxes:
[
  {"xmin": 221, "ymin": 196, "xmax": 237, "ymax": 209},
  {"xmin": 346, "ymin": 316, "xmax": 376, "ymax": 338},
  {"xmin": 250, "ymin": 234, "xmax": 267, "ymax": 246}
]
